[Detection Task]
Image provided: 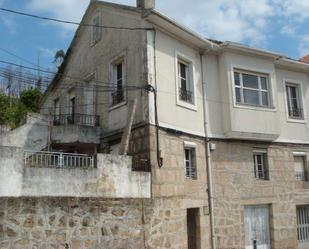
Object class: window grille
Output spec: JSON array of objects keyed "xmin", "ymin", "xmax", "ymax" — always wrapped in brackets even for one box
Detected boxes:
[
  {"xmin": 253, "ymin": 152, "xmax": 269, "ymax": 180},
  {"xmin": 297, "ymin": 206, "xmax": 309, "ymax": 243},
  {"xmin": 185, "ymin": 147, "xmax": 197, "ymax": 179}
]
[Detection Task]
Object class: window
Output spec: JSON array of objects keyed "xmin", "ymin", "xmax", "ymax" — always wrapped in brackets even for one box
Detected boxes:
[
  {"xmin": 234, "ymin": 70, "xmax": 271, "ymax": 108},
  {"xmin": 68, "ymin": 90, "xmax": 76, "ymax": 124},
  {"xmin": 178, "ymin": 60, "xmax": 194, "ymax": 104},
  {"xmin": 244, "ymin": 205, "xmax": 270, "ymax": 249},
  {"xmin": 253, "ymin": 151, "xmax": 269, "ymax": 180},
  {"xmin": 297, "ymin": 206, "xmax": 309, "ymax": 243},
  {"xmin": 92, "ymin": 14, "xmax": 101, "ymax": 44},
  {"xmin": 54, "ymin": 98, "xmax": 60, "ymax": 116},
  {"xmin": 53, "ymin": 98, "xmax": 60, "ymax": 125},
  {"xmin": 185, "ymin": 147, "xmax": 197, "ymax": 179},
  {"xmin": 111, "ymin": 61, "xmax": 125, "ymax": 106},
  {"xmin": 286, "ymin": 83, "xmax": 303, "ymax": 119},
  {"xmin": 294, "ymin": 155, "xmax": 307, "ymax": 181}
]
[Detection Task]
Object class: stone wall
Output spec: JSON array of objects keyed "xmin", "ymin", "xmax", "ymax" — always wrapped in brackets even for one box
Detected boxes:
[
  {"xmin": 147, "ymin": 126, "xmax": 211, "ymax": 249},
  {"xmin": 0, "ymin": 197, "xmax": 145, "ymax": 249},
  {"xmin": 211, "ymin": 140, "xmax": 309, "ymax": 249},
  {"xmin": 149, "ymin": 126, "xmax": 208, "ymax": 199},
  {"xmin": 0, "ymin": 197, "xmax": 210, "ymax": 249}
]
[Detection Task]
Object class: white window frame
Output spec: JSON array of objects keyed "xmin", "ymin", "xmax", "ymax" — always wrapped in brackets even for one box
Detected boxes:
[
  {"xmin": 231, "ymin": 65, "xmax": 276, "ymax": 112},
  {"xmin": 109, "ymin": 52, "xmax": 127, "ymax": 110},
  {"xmin": 293, "ymin": 152, "xmax": 307, "ymax": 181},
  {"xmin": 91, "ymin": 13, "xmax": 101, "ymax": 45},
  {"xmin": 253, "ymin": 150, "xmax": 269, "ymax": 180},
  {"xmin": 175, "ymin": 52, "xmax": 197, "ymax": 111},
  {"xmin": 184, "ymin": 142, "xmax": 197, "ymax": 179},
  {"xmin": 234, "ymin": 69, "xmax": 272, "ymax": 108},
  {"xmin": 283, "ymin": 79, "xmax": 306, "ymax": 123}
]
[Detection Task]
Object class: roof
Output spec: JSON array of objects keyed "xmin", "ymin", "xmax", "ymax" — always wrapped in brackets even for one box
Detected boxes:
[
  {"xmin": 41, "ymin": 0, "xmax": 309, "ymax": 106},
  {"xmin": 300, "ymin": 55, "xmax": 309, "ymax": 64}
]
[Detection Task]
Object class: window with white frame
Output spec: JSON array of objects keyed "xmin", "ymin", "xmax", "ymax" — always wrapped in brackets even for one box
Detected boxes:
[
  {"xmin": 184, "ymin": 147, "xmax": 197, "ymax": 179},
  {"xmin": 297, "ymin": 206, "xmax": 309, "ymax": 243},
  {"xmin": 286, "ymin": 83, "xmax": 303, "ymax": 119},
  {"xmin": 234, "ymin": 70, "xmax": 271, "ymax": 108},
  {"xmin": 253, "ymin": 151, "xmax": 269, "ymax": 180},
  {"xmin": 178, "ymin": 60, "xmax": 194, "ymax": 104},
  {"xmin": 91, "ymin": 14, "xmax": 101, "ymax": 44},
  {"xmin": 111, "ymin": 60, "xmax": 125, "ymax": 106},
  {"xmin": 294, "ymin": 155, "xmax": 307, "ymax": 181}
]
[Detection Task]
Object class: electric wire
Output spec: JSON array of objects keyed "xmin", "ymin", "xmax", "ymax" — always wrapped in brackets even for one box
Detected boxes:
[{"xmin": 0, "ymin": 7, "xmax": 154, "ymax": 31}]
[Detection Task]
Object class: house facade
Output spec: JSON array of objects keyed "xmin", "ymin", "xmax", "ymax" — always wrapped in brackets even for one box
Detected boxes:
[{"xmin": 30, "ymin": 0, "xmax": 309, "ymax": 248}]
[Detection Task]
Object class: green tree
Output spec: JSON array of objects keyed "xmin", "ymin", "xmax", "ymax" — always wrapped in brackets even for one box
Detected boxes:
[
  {"xmin": 0, "ymin": 88, "xmax": 42, "ymax": 128},
  {"xmin": 20, "ymin": 88, "xmax": 42, "ymax": 112}
]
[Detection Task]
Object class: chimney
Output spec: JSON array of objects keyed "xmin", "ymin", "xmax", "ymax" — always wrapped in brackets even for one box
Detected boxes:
[
  {"xmin": 136, "ymin": 0, "xmax": 155, "ymax": 9},
  {"xmin": 300, "ymin": 55, "xmax": 309, "ymax": 64}
]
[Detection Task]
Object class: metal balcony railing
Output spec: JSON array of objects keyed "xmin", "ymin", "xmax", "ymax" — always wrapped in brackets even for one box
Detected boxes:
[
  {"xmin": 186, "ymin": 165, "xmax": 197, "ymax": 179},
  {"xmin": 288, "ymin": 107, "xmax": 303, "ymax": 119},
  {"xmin": 254, "ymin": 170, "xmax": 269, "ymax": 180},
  {"xmin": 179, "ymin": 88, "xmax": 193, "ymax": 103},
  {"xmin": 53, "ymin": 114, "xmax": 100, "ymax": 127},
  {"xmin": 111, "ymin": 90, "xmax": 125, "ymax": 106},
  {"xmin": 295, "ymin": 171, "xmax": 307, "ymax": 181},
  {"xmin": 24, "ymin": 151, "xmax": 95, "ymax": 169}
]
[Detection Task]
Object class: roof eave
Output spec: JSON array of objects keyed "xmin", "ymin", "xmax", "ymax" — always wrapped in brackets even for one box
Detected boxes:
[
  {"xmin": 219, "ymin": 41, "xmax": 286, "ymax": 59},
  {"xmin": 144, "ymin": 10, "xmax": 220, "ymax": 51}
]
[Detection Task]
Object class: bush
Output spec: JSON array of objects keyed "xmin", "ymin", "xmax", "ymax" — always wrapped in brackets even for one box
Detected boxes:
[{"xmin": 0, "ymin": 88, "xmax": 42, "ymax": 128}]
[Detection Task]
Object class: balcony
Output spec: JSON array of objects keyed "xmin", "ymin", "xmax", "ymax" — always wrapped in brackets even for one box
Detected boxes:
[
  {"xmin": 0, "ymin": 146, "xmax": 151, "ymax": 198},
  {"xmin": 179, "ymin": 88, "xmax": 193, "ymax": 103},
  {"xmin": 288, "ymin": 107, "xmax": 304, "ymax": 120},
  {"xmin": 53, "ymin": 114, "xmax": 100, "ymax": 127},
  {"xmin": 111, "ymin": 90, "xmax": 124, "ymax": 106},
  {"xmin": 51, "ymin": 114, "xmax": 101, "ymax": 145},
  {"xmin": 24, "ymin": 151, "xmax": 95, "ymax": 169}
]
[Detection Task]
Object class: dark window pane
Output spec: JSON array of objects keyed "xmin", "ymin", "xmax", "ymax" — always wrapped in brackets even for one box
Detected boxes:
[
  {"xmin": 243, "ymin": 89, "xmax": 259, "ymax": 105},
  {"xmin": 243, "ymin": 74, "xmax": 259, "ymax": 89},
  {"xmin": 261, "ymin": 77, "xmax": 268, "ymax": 90},
  {"xmin": 117, "ymin": 64, "xmax": 122, "ymax": 80},
  {"xmin": 181, "ymin": 79, "xmax": 187, "ymax": 90},
  {"xmin": 290, "ymin": 86, "xmax": 297, "ymax": 98},
  {"xmin": 179, "ymin": 63, "xmax": 186, "ymax": 78},
  {"xmin": 235, "ymin": 88, "xmax": 241, "ymax": 103},
  {"xmin": 234, "ymin": 72, "xmax": 240, "ymax": 86}
]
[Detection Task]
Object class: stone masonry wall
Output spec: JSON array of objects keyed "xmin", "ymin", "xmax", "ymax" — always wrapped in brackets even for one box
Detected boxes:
[
  {"xmin": 148, "ymin": 126, "xmax": 211, "ymax": 249},
  {"xmin": 0, "ymin": 196, "xmax": 210, "ymax": 249},
  {"xmin": 0, "ymin": 198, "xmax": 145, "ymax": 249},
  {"xmin": 211, "ymin": 140, "xmax": 309, "ymax": 249}
]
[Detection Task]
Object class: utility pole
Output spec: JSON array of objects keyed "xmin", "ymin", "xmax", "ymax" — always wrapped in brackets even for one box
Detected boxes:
[{"xmin": 118, "ymin": 99, "xmax": 137, "ymax": 155}]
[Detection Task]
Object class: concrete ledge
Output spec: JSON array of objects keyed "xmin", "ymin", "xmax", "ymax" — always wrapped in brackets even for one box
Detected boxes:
[
  {"xmin": 0, "ymin": 147, "xmax": 151, "ymax": 198},
  {"xmin": 51, "ymin": 125, "xmax": 101, "ymax": 144}
]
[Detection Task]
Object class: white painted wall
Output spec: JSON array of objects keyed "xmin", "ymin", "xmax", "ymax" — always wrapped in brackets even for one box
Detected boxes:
[
  {"xmin": 154, "ymin": 30, "xmax": 309, "ymax": 143},
  {"xmin": 0, "ymin": 147, "xmax": 151, "ymax": 198},
  {"xmin": 154, "ymin": 30, "xmax": 205, "ymax": 137}
]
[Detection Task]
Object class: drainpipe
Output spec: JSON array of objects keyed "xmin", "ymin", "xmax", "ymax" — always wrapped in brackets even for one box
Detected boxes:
[{"xmin": 200, "ymin": 52, "xmax": 216, "ymax": 249}]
